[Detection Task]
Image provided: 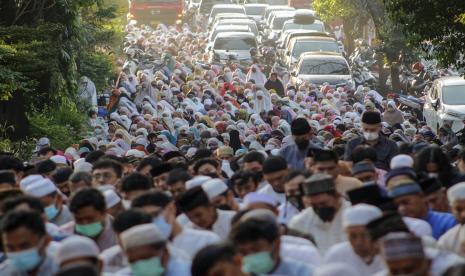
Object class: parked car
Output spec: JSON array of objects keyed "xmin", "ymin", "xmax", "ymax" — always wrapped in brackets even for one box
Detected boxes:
[
  {"xmin": 208, "ymin": 32, "xmax": 258, "ymax": 64},
  {"xmin": 424, "ymin": 76, "xmax": 465, "ymax": 132},
  {"xmin": 208, "ymin": 4, "xmax": 245, "ymax": 25},
  {"xmin": 244, "ymin": 4, "xmax": 268, "ymax": 21},
  {"xmin": 213, "ymin": 18, "xmax": 259, "ymax": 36},
  {"xmin": 209, "ymin": 25, "xmax": 252, "ymax": 43},
  {"xmin": 283, "ymin": 35, "xmax": 340, "ymax": 67},
  {"xmin": 290, "ymin": 52, "xmax": 354, "ymax": 88},
  {"xmin": 245, "ymin": 0, "xmax": 287, "ymax": 5}
]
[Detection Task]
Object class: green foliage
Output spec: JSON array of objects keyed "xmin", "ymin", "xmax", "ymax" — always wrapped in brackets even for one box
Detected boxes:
[
  {"xmin": 0, "ymin": 122, "xmax": 35, "ymax": 160},
  {"xmin": 79, "ymin": 51, "xmax": 115, "ymax": 93},
  {"xmin": 28, "ymin": 102, "xmax": 89, "ymax": 150},
  {"xmin": 385, "ymin": 0, "xmax": 465, "ymax": 68}
]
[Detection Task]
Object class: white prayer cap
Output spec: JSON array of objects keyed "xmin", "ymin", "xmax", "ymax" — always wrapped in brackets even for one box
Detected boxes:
[
  {"xmin": 55, "ymin": 235, "xmax": 99, "ymax": 265},
  {"xmin": 50, "ymin": 155, "xmax": 68, "ymax": 165},
  {"xmin": 243, "ymin": 192, "xmax": 278, "ymax": 208},
  {"xmin": 125, "ymin": 149, "xmax": 146, "ymax": 158},
  {"xmin": 390, "ymin": 154, "xmax": 414, "ymax": 169},
  {"xmin": 315, "ymin": 263, "xmax": 358, "ymax": 276},
  {"xmin": 103, "ymin": 189, "xmax": 121, "ymax": 209},
  {"xmin": 19, "ymin": 174, "xmax": 43, "ymax": 190},
  {"xmin": 342, "ymin": 203, "xmax": 383, "ymax": 228},
  {"xmin": 24, "ymin": 178, "xmax": 57, "ymax": 197},
  {"xmin": 447, "ymin": 182, "xmax": 465, "ymax": 203},
  {"xmin": 186, "ymin": 176, "xmax": 211, "ymax": 189},
  {"xmin": 74, "ymin": 161, "xmax": 93, "ymax": 173},
  {"xmin": 121, "ymin": 223, "xmax": 165, "ymax": 250},
  {"xmin": 202, "ymin": 179, "xmax": 228, "ymax": 200}
]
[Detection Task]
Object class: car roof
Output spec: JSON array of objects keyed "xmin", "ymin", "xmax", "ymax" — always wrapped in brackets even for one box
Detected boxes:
[
  {"xmin": 439, "ymin": 76, "xmax": 465, "ymax": 86},
  {"xmin": 291, "ymin": 36, "xmax": 336, "ymax": 42},
  {"xmin": 217, "ymin": 18, "xmax": 256, "ymax": 23},
  {"xmin": 284, "ymin": 19, "xmax": 324, "ymax": 25},
  {"xmin": 211, "ymin": 4, "xmax": 244, "ymax": 9},
  {"xmin": 244, "ymin": 3, "xmax": 268, "ymax": 7},
  {"xmin": 300, "ymin": 52, "xmax": 345, "ymax": 59},
  {"xmin": 286, "ymin": 30, "xmax": 331, "ymax": 37},
  {"xmin": 215, "ymin": 32, "xmax": 256, "ymax": 38},
  {"xmin": 213, "ymin": 25, "xmax": 251, "ymax": 31},
  {"xmin": 265, "ymin": 5, "xmax": 294, "ymax": 10}
]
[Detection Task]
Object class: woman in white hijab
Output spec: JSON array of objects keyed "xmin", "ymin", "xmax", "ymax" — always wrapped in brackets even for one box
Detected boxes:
[
  {"xmin": 246, "ymin": 65, "xmax": 267, "ymax": 86},
  {"xmin": 253, "ymin": 90, "xmax": 272, "ymax": 114}
]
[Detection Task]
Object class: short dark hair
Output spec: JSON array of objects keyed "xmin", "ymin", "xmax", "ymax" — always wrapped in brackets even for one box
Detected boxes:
[
  {"xmin": 69, "ymin": 172, "xmax": 92, "ymax": 185},
  {"xmin": 0, "ymin": 170, "xmax": 16, "ymax": 185},
  {"xmin": 38, "ymin": 147, "xmax": 56, "ymax": 156},
  {"xmin": 85, "ymin": 151, "xmax": 105, "ymax": 164},
  {"xmin": 262, "ymin": 156, "xmax": 287, "ymax": 174},
  {"xmin": 0, "ymin": 156, "xmax": 24, "ymax": 172},
  {"xmin": 2, "ymin": 195, "xmax": 44, "ymax": 214},
  {"xmin": 1, "ymin": 210, "xmax": 46, "ymax": 236},
  {"xmin": 121, "ymin": 173, "xmax": 152, "ymax": 193},
  {"xmin": 166, "ymin": 169, "xmax": 192, "ymax": 186},
  {"xmin": 112, "ymin": 209, "xmax": 152, "ymax": 234},
  {"xmin": 177, "ymin": 186, "xmax": 210, "ymax": 212},
  {"xmin": 132, "ymin": 191, "xmax": 172, "ymax": 209},
  {"xmin": 313, "ymin": 149, "xmax": 339, "ymax": 163},
  {"xmin": 284, "ymin": 170, "xmax": 311, "ymax": 183},
  {"xmin": 36, "ymin": 159, "xmax": 57, "ymax": 174},
  {"xmin": 351, "ymin": 145, "xmax": 377, "ymax": 163},
  {"xmin": 192, "ymin": 149, "xmax": 213, "ymax": 160},
  {"xmin": 70, "ymin": 188, "xmax": 106, "ymax": 213},
  {"xmin": 229, "ymin": 216, "xmax": 279, "ymax": 244},
  {"xmin": 192, "ymin": 243, "xmax": 237, "ymax": 276},
  {"xmin": 52, "ymin": 167, "xmax": 73, "ymax": 184},
  {"xmin": 92, "ymin": 159, "xmax": 123, "ymax": 178},
  {"xmin": 136, "ymin": 157, "xmax": 161, "ymax": 172},
  {"xmin": 231, "ymin": 170, "xmax": 259, "ymax": 187},
  {"xmin": 243, "ymin": 151, "xmax": 265, "ymax": 165},
  {"xmin": 193, "ymin": 158, "xmax": 219, "ymax": 174}
]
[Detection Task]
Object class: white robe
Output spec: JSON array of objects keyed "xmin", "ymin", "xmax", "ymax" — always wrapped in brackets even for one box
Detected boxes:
[
  {"xmin": 438, "ymin": 224, "xmax": 465, "ymax": 257},
  {"xmin": 281, "ymin": 235, "xmax": 321, "ymax": 266},
  {"xmin": 289, "ymin": 200, "xmax": 350, "ymax": 254},
  {"xmin": 258, "ymin": 184, "xmax": 286, "ymax": 205},
  {"xmin": 172, "ymin": 227, "xmax": 221, "ymax": 258},
  {"xmin": 324, "ymin": 242, "xmax": 385, "ymax": 276},
  {"xmin": 184, "ymin": 209, "xmax": 236, "ymax": 240}
]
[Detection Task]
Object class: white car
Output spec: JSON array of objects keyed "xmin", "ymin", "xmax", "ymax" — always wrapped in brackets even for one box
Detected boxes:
[
  {"xmin": 290, "ymin": 52, "xmax": 354, "ymax": 88},
  {"xmin": 209, "ymin": 32, "xmax": 258, "ymax": 63},
  {"xmin": 284, "ymin": 36, "xmax": 341, "ymax": 68},
  {"xmin": 244, "ymin": 4, "xmax": 268, "ymax": 21},
  {"xmin": 208, "ymin": 4, "xmax": 245, "ymax": 25},
  {"xmin": 424, "ymin": 76, "xmax": 465, "ymax": 132}
]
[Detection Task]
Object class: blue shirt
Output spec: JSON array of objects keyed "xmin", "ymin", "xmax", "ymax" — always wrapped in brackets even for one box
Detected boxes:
[
  {"xmin": 271, "ymin": 257, "xmax": 314, "ymax": 276},
  {"xmin": 279, "ymin": 142, "xmax": 320, "ymax": 170},
  {"xmin": 425, "ymin": 209, "xmax": 457, "ymax": 239},
  {"xmin": 344, "ymin": 135, "xmax": 398, "ymax": 171}
]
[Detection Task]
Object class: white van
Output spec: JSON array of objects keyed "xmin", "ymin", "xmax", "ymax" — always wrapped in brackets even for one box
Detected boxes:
[{"xmin": 423, "ymin": 76, "xmax": 465, "ymax": 132}]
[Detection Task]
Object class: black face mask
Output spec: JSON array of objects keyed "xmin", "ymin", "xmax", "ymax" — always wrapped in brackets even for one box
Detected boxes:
[
  {"xmin": 286, "ymin": 195, "xmax": 304, "ymax": 211},
  {"xmin": 295, "ymin": 138, "xmax": 309, "ymax": 150},
  {"xmin": 205, "ymin": 172, "xmax": 219, "ymax": 178},
  {"xmin": 314, "ymin": 206, "xmax": 336, "ymax": 222}
]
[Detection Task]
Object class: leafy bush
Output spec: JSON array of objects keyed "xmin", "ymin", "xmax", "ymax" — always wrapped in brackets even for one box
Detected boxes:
[{"xmin": 28, "ymin": 102, "xmax": 89, "ymax": 150}]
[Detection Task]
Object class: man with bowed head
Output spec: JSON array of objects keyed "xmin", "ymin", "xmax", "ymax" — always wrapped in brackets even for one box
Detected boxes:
[
  {"xmin": 280, "ymin": 117, "xmax": 320, "ymax": 170},
  {"xmin": 344, "ymin": 111, "xmax": 399, "ymax": 171}
]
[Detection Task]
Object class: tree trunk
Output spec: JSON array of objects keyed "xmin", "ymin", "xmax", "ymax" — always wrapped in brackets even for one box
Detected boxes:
[{"xmin": 342, "ymin": 17, "xmax": 356, "ymax": 55}]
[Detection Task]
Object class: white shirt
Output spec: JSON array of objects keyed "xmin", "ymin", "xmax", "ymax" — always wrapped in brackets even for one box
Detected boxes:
[
  {"xmin": 403, "ymin": 217, "xmax": 433, "ymax": 237},
  {"xmin": 281, "ymin": 235, "xmax": 321, "ymax": 266},
  {"xmin": 289, "ymin": 200, "xmax": 350, "ymax": 254},
  {"xmin": 278, "ymin": 201, "xmax": 300, "ymax": 225},
  {"xmin": 438, "ymin": 224, "xmax": 464, "ymax": 256},
  {"xmin": 324, "ymin": 242, "xmax": 385, "ymax": 275},
  {"xmin": 172, "ymin": 227, "xmax": 221, "ymax": 258},
  {"xmin": 258, "ymin": 184, "xmax": 286, "ymax": 205},
  {"xmin": 185, "ymin": 209, "xmax": 236, "ymax": 240},
  {"xmin": 100, "ymin": 245, "xmax": 128, "ymax": 273}
]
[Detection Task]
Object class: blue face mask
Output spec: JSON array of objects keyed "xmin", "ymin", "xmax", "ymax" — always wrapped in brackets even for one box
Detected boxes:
[
  {"xmin": 44, "ymin": 203, "xmax": 59, "ymax": 220},
  {"xmin": 153, "ymin": 215, "xmax": 172, "ymax": 240},
  {"xmin": 7, "ymin": 246, "xmax": 43, "ymax": 272},
  {"xmin": 242, "ymin": 251, "xmax": 275, "ymax": 274}
]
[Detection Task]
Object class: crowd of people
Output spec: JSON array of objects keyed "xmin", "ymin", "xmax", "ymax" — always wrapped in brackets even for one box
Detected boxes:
[{"xmin": 3, "ymin": 21, "xmax": 465, "ymax": 276}]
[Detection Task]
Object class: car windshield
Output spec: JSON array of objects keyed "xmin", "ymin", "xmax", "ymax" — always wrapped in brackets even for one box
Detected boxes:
[
  {"xmin": 272, "ymin": 16, "xmax": 293, "ymax": 30},
  {"xmin": 248, "ymin": 0, "xmax": 286, "ymax": 4},
  {"xmin": 245, "ymin": 6, "xmax": 266, "ymax": 16},
  {"xmin": 201, "ymin": 0, "xmax": 234, "ymax": 13},
  {"xmin": 211, "ymin": 29, "xmax": 248, "ymax": 41},
  {"xmin": 211, "ymin": 7, "xmax": 244, "ymax": 18},
  {"xmin": 442, "ymin": 85, "xmax": 465, "ymax": 105},
  {"xmin": 299, "ymin": 59, "xmax": 349, "ymax": 75},
  {"xmin": 214, "ymin": 37, "xmax": 257, "ymax": 50},
  {"xmin": 283, "ymin": 22, "xmax": 325, "ymax": 32},
  {"xmin": 292, "ymin": 41, "xmax": 339, "ymax": 57},
  {"xmin": 218, "ymin": 22, "xmax": 257, "ymax": 35}
]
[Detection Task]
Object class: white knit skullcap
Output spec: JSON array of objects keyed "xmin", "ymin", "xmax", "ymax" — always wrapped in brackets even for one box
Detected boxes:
[
  {"xmin": 24, "ymin": 178, "xmax": 57, "ymax": 197},
  {"xmin": 202, "ymin": 179, "xmax": 228, "ymax": 200},
  {"xmin": 55, "ymin": 235, "xmax": 99, "ymax": 265},
  {"xmin": 121, "ymin": 223, "xmax": 165, "ymax": 250},
  {"xmin": 19, "ymin": 174, "xmax": 44, "ymax": 190},
  {"xmin": 103, "ymin": 189, "xmax": 121, "ymax": 209},
  {"xmin": 186, "ymin": 176, "xmax": 211, "ymax": 190},
  {"xmin": 390, "ymin": 154, "xmax": 414, "ymax": 169},
  {"xmin": 447, "ymin": 182, "xmax": 465, "ymax": 203},
  {"xmin": 342, "ymin": 203, "xmax": 383, "ymax": 228}
]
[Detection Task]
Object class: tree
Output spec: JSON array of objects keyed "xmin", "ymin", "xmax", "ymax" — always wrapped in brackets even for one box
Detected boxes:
[{"xmin": 385, "ymin": 0, "xmax": 465, "ymax": 68}]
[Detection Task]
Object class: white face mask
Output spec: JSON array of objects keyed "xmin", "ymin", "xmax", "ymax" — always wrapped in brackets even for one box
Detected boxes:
[
  {"xmin": 363, "ymin": 131, "xmax": 379, "ymax": 141},
  {"xmin": 427, "ymin": 172, "xmax": 439, "ymax": 178}
]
